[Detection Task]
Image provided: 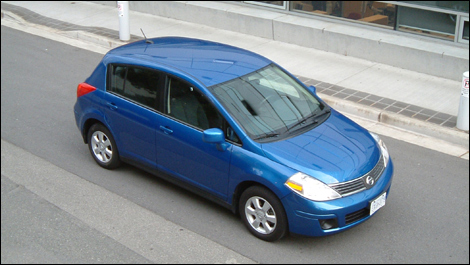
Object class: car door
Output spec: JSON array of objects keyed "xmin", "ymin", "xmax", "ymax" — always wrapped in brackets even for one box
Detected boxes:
[
  {"xmin": 155, "ymin": 76, "xmax": 233, "ymax": 200},
  {"xmin": 104, "ymin": 64, "xmax": 164, "ymax": 167}
]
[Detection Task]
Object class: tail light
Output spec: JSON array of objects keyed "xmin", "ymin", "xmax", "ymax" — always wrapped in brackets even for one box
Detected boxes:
[{"xmin": 77, "ymin": 82, "xmax": 96, "ymax": 98}]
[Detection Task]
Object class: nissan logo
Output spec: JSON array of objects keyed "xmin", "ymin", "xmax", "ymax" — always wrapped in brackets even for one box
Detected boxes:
[{"xmin": 365, "ymin": 175, "xmax": 375, "ymax": 187}]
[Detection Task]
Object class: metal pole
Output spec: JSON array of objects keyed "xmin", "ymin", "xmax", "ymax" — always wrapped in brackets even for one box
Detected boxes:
[
  {"xmin": 456, "ymin": 71, "xmax": 469, "ymax": 131},
  {"xmin": 117, "ymin": 1, "xmax": 130, "ymax": 41}
]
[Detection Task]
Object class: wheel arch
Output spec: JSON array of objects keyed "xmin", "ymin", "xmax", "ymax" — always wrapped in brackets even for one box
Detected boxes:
[
  {"xmin": 236, "ymin": 181, "xmax": 290, "ymax": 241},
  {"xmin": 231, "ymin": 180, "xmax": 289, "ymax": 217},
  {"xmin": 82, "ymin": 118, "xmax": 105, "ymax": 143}
]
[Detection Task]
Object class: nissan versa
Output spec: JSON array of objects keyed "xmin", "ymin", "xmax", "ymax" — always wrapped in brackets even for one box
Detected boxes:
[{"xmin": 74, "ymin": 36, "xmax": 393, "ymax": 241}]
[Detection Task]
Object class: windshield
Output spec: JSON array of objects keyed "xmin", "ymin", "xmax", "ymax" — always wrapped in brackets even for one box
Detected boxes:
[{"xmin": 209, "ymin": 64, "xmax": 329, "ymax": 141}]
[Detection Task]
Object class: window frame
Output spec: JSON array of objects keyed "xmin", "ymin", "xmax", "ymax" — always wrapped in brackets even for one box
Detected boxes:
[
  {"xmin": 244, "ymin": 1, "xmax": 287, "ymax": 10},
  {"xmin": 106, "ymin": 63, "xmax": 165, "ymax": 111},
  {"xmin": 457, "ymin": 15, "xmax": 469, "ymax": 43},
  {"xmin": 163, "ymin": 74, "xmax": 243, "ymax": 145}
]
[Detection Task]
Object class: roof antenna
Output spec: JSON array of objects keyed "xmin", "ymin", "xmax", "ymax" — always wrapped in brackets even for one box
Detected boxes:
[{"xmin": 140, "ymin": 28, "xmax": 153, "ymax": 44}]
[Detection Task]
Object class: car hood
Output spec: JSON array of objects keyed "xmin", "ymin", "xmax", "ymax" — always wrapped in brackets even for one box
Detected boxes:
[{"xmin": 261, "ymin": 110, "xmax": 380, "ymax": 184}]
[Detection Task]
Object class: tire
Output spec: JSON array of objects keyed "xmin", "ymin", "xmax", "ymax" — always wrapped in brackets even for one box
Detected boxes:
[
  {"xmin": 87, "ymin": 123, "xmax": 121, "ymax": 169},
  {"xmin": 239, "ymin": 186, "xmax": 288, "ymax": 241}
]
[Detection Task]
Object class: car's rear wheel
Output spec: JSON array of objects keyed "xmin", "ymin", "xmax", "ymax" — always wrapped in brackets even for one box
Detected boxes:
[
  {"xmin": 87, "ymin": 123, "xmax": 121, "ymax": 169},
  {"xmin": 239, "ymin": 186, "xmax": 288, "ymax": 241}
]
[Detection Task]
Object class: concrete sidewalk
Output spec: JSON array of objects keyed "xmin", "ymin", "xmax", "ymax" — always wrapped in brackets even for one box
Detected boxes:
[{"xmin": 1, "ymin": 1, "xmax": 468, "ymax": 150}]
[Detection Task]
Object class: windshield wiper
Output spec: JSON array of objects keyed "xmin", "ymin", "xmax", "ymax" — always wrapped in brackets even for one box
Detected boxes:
[
  {"xmin": 286, "ymin": 114, "xmax": 315, "ymax": 132},
  {"xmin": 313, "ymin": 108, "xmax": 331, "ymax": 121},
  {"xmin": 286, "ymin": 108, "xmax": 331, "ymax": 133},
  {"xmin": 254, "ymin": 133, "xmax": 280, "ymax": 140}
]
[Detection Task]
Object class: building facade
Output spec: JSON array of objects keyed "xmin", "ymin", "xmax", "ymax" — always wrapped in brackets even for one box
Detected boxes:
[
  {"xmin": 248, "ymin": 1, "xmax": 469, "ymax": 44},
  {"xmin": 95, "ymin": 1, "xmax": 469, "ymax": 80}
]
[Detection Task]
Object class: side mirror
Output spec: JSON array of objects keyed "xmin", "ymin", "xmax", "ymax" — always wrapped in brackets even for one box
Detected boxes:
[
  {"xmin": 203, "ymin": 128, "xmax": 229, "ymax": 151},
  {"xmin": 308, "ymin": 85, "xmax": 317, "ymax": 94}
]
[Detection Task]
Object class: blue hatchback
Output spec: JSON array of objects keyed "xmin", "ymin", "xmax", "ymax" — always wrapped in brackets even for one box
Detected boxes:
[{"xmin": 74, "ymin": 36, "xmax": 393, "ymax": 241}]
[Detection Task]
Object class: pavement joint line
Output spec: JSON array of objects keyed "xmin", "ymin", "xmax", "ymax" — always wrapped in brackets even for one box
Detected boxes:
[
  {"xmin": 1, "ymin": 5, "xmax": 468, "ymax": 157},
  {"xmin": 0, "ymin": 139, "xmax": 258, "ymax": 264}
]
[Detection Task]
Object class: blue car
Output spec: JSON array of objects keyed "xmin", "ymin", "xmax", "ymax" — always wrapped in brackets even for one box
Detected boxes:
[{"xmin": 74, "ymin": 36, "xmax": 393, "ymax": 241}]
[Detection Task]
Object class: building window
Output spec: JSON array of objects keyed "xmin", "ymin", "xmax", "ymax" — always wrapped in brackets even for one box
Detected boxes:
[
  {"xmin": 242, "ymin": 1, "xmax": 469, "ymax": 43},
  {"xmin": 396, "ymin": 1, "xmax": 469, "ymax": 42},
  {"xmin": 400, "ymin": 1, "xmax": 469, "ymax": 13},
  {"xmin": 245, "ymin": 1, "xmax": 287, "ymax": 9},
  {"xmin": 458, "ymin": 16, "xmax": 469, "ymax": 43},
  {"xmin": 290, "ymin": 1, "xmax": 396, "ymax": 29},
  {"xmin": 397, "ymin": 6, "xmax": 457, "ymax": 41}
]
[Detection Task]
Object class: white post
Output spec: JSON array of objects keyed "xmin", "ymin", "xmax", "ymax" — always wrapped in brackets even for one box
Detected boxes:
[
  {"xmin": 117, "ymin": 1, "xmax": 130, "ymax": 41},
  {"xmin": 456, "ymin": 71, "xmax": 469, "ymax": 131}
]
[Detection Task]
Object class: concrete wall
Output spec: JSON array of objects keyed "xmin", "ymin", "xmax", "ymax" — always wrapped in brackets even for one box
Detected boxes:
[{"xmin": 92, "ymin": 1, "xmax": 469, "ymax": 81}]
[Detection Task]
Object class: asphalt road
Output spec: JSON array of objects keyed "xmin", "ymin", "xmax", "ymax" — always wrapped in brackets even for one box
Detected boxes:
[{"xmin": 1, "ymin": 25, "xmax": 469, "ymax": 264}]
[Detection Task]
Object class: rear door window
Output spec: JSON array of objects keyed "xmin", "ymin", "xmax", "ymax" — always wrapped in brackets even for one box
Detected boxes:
[{"xmin": 107, "ymin": 64, "xmax": 162, "ymax": 110}]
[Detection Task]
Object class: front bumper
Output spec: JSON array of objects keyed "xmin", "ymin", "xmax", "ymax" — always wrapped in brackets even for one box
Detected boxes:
[{"xmin": 282, "ymin": 159, "xmax": 394, "ymax": 237}]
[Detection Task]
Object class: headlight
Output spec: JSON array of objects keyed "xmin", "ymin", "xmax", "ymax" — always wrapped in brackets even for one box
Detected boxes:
[
  {"xmin": 285, "ymin": 172, "xmax": 342, "ymax": 201},
  {"xmin": 370, "ymin": 132, "xmax": 390, "ymax": 167}
]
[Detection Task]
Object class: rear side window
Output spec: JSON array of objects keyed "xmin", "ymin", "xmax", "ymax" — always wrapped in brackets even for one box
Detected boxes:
[{"xmin": 107, "ymin": 64, "xmax": 161, "ymax": 109}]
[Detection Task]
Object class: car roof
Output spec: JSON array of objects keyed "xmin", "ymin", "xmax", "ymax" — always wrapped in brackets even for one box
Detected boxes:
[{"xmin": 106, "ymin": 36, "xmax": 272, "ymax": 87}]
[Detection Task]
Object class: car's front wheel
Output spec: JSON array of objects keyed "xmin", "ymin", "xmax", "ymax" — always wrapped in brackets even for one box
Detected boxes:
[
  {"xmin": 239, "ymin": 186, "xmax": 288, "ymax": 241},
  {"xmin": 87, "ymin": 123, "xmax": 121, "ymax": 169}
]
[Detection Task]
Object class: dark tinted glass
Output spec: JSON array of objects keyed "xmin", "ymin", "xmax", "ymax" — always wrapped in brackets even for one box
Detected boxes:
[{"xmin": 108, "ymin": 65, "xmax": 159, "ymax": 109}]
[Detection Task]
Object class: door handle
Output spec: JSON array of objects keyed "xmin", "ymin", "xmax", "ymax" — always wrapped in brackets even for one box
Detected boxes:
[
  {"xmin": 106, "ymin": 102, "xmax": 118, "ymax": 110},
  {"xmin": 159, "ymin": 125, "xmax": 173, "ymax": 135}
]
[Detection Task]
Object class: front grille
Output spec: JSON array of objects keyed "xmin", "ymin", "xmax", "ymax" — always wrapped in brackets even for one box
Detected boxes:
[
  {"xmin": 328, "ymin": 154, "xmax": 385, "ymax": 197},
  {"xmin": 329, "ymin": 177, "xmax": 366, "ymax": 195},
  {"xmin": 345, "ymin": 208, "xmax": 369, "ymax": 225},
  {"xmin": 368, "ymin": 155, "xmax": 385, "ymax": 182}
]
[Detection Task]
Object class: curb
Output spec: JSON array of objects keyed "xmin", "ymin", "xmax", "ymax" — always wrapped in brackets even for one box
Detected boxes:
[
  {"xmin": 63, "ymin": 31, "xmax": 126, "ymax": 50},
  {"xmin": 321, "ymin": 94, "xmax": 469, "ymax": 147}
]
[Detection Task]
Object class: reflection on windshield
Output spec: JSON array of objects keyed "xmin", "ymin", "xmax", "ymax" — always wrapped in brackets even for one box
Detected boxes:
[{"xmin": 209, "ymin": 64, "xmax": 327, "ymax": 140}]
